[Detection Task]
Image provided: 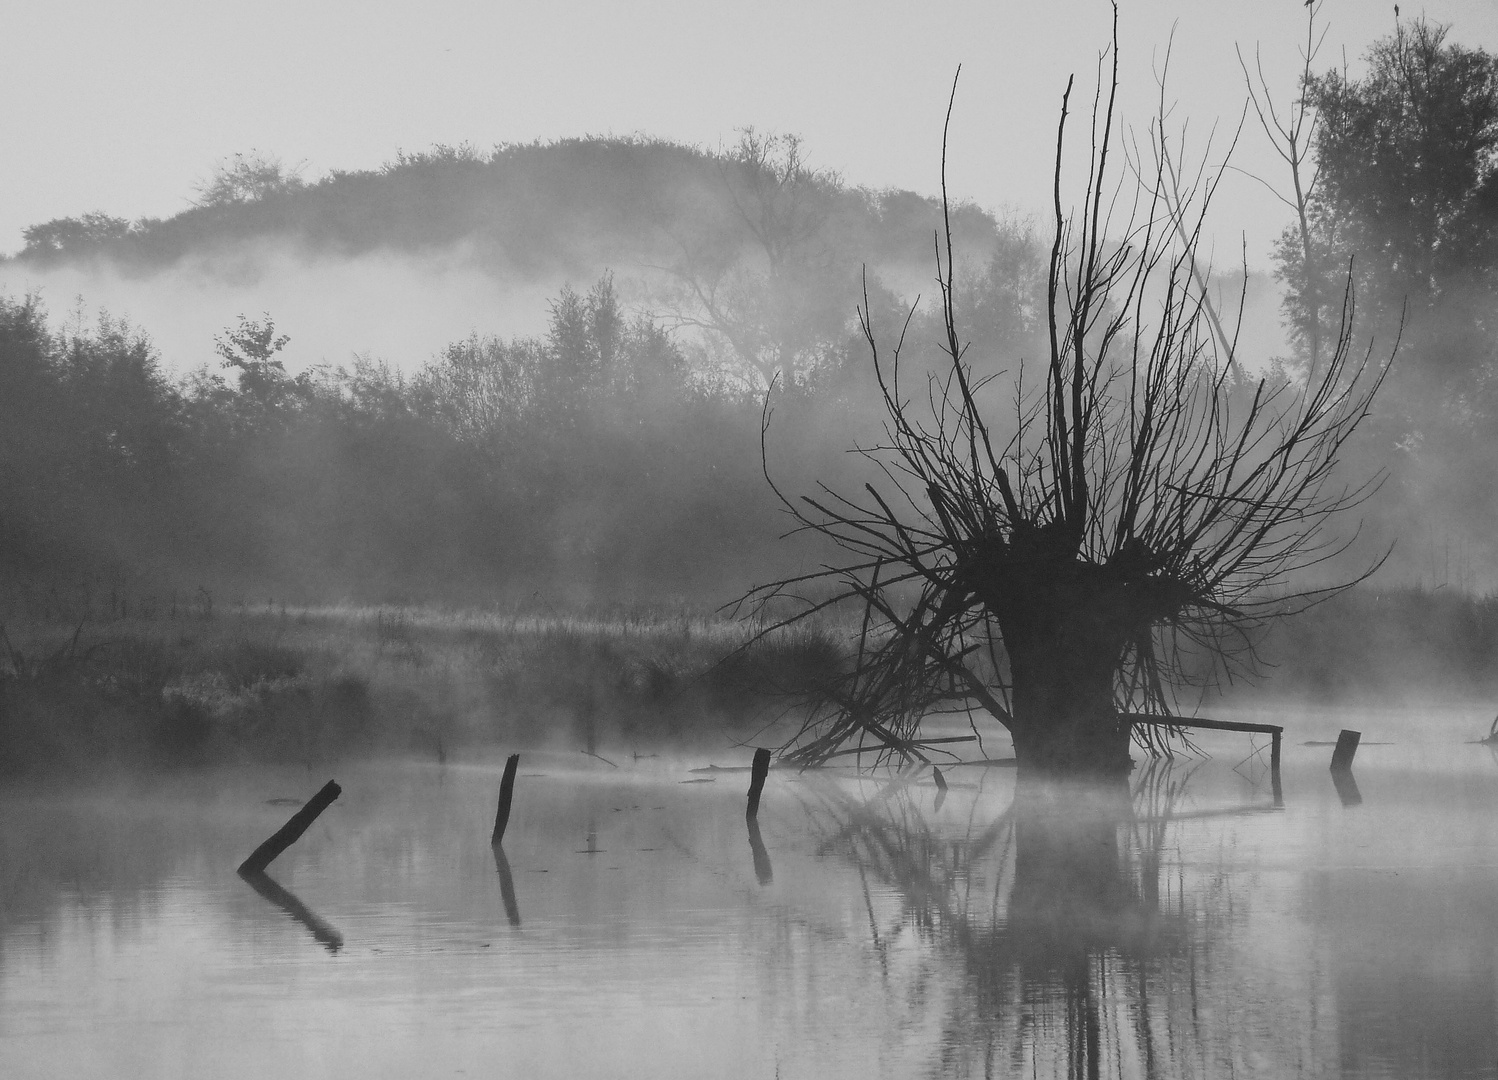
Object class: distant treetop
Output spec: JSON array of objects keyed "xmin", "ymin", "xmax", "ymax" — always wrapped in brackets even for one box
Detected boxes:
[{"xmin": 194, "ymin": 151, "xmax": 307, "ymax": 208}]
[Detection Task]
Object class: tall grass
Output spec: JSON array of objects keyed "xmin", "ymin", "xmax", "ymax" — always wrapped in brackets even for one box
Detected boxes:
[
  {"xmin": 5, "ymin": 583, "xmax": 1486, "ymax": 775},
  {"xmin": 0, "ymin": 602, "xmax": 849, "ymax": 775}
]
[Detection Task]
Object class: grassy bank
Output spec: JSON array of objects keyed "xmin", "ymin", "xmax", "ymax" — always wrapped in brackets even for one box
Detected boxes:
[
  {"xmin": 0, "ymin": 604, "xmax": 843, "ymax": 776},
  {"xmin": 4, "ymin": 584, "xmax": 1493, "ymax": 776}
]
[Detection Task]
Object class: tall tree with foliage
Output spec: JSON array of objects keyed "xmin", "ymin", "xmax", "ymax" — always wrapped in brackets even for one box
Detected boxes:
[
  {"xmin": 18, "ymin": 212, "xmax": 134, "ymax": 263},
  {"xmin": 1278, "ymin": 17, "xmax": 1498, "ymax": 395}
]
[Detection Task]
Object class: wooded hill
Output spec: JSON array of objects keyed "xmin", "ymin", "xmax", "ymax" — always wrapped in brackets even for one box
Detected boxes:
[{"xmin": 8, "ymin": 136, "xmax": 1006, "ymax": 279}]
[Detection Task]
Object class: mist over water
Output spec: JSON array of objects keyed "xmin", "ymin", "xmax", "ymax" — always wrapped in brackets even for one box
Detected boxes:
[{"xmin": 4, "ymin": 705, "xmax": 1498, "ymax": 1080}]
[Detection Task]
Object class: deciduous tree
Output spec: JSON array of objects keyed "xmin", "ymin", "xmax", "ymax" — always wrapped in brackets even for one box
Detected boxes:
[{"xmin": 748, "ymin": 15, "xmax": 1393, "ymax": 775}]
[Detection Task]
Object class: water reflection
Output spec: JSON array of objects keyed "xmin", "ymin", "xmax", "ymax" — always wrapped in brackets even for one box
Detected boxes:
[
  {"xmin": 745, "ymin": 816, "xmax": 774, "ymax": 885},
  {"xmin": 802, "ymin": 761, "xmax": 1294, "ymax": 1078},
  {"xmin": 237, "ymin": 868, "xmax": 344, "ymax": 953},
  {"xmin": 7, "ymin": 740, "xmax": 1498, "ymax": 1079},
  {"xmin": 578, "ymin": 815, "xmax": 603, "ymax": 855},
  {"xmin": 1331, "ymin": 767, "xmax": 1364, "ymax": 807},
  {"xmin": 491, "ymin": 844, "xmax": 522, "ymax": 926}
]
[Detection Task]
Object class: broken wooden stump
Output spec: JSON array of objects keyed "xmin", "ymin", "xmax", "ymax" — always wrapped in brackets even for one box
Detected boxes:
[
  {"xmin": 1271, "ymin": 730, "xmax": 1283, "ymax": 807},
  {"xmin": 1330, "ymin": 729, "xmax": 1361, "ymax": 772},
  {"xmin": 746, "ymin": 747, "xmax": 772, "ymax": 819},
  {"xmin": 238, "ymin": 779, "xmax": 341, "ymax": 875},
  {"xmin": 1329, "ymin": 729, "xmax": 1362, "ymax": 806},
  {"xmin": 491, "ymin": 753, "xmax": 520, "ymax": 846}
]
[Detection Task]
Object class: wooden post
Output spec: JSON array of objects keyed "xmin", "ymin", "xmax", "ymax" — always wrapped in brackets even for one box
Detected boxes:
[
  {"xmin": 746, "ymin": 747, "xmax": 772, "ymax": 819},
  {"xmin": 491, "ymin": 753, "xmax": 520, "ymax": 846},
  {"xmin": 238, "ymin": 780, "xmax": 341, "ymax": 875},
  {"xmin": 1270, "ymin": 730, "xmax": 1283, "ymax": 807},
  {"xmin": 1330, "ymin": 729, "xmax": 1361, "ymax": 772}
]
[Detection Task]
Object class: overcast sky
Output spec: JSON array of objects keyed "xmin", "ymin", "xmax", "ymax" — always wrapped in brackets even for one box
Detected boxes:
[{"xmin": 3, "ymin": 1, "xmax": 1496, "ymax": 271}]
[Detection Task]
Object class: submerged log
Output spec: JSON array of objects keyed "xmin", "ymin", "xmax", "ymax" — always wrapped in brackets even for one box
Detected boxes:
[
  {"xmin": 746, "ymin": 747, "xmax": 772, "ymax": 819},
  {"xmin": 238, "ymin": 780, "xmax": 341, "ymax": 875},
  {"xmin": 491, "ymin": 754, "xmax": 520, "ymax": 846}
]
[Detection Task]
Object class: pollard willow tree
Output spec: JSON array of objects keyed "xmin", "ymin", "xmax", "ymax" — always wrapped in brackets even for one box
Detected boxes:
[{"xmin": 748, "ymin": 21, "xmax": 1393, "ymax": 776}]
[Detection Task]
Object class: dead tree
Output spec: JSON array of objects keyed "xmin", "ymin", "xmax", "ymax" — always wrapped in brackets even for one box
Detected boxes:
[{"xmin": 746, "ymin": 10, "xmax": 1393, "ymax": 776}]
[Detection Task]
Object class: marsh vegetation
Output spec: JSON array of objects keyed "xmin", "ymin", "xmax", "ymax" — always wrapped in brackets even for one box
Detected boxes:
[{"xmin": 0, "ymin": 601, "xmax": 846, "ymax": 776}]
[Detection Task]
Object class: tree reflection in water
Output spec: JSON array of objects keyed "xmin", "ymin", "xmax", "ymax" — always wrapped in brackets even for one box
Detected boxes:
[
  {"xmin": 237, "ymin": 868, "xmax": 344, "ymax": 953},
  {"xmin": 801, "ymin": 762, "xmax": 1277, "ymax": 1079}
]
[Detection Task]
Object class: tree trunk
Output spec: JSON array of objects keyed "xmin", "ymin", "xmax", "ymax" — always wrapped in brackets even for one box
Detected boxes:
[{"xmin": 1006, "ymin": 637, "xmax": 1133, "ymax": 777}]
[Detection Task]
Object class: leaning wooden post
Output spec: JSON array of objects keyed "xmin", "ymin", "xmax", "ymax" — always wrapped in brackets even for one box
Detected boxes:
[
  {"xmin": 1270, "ymin": 729, "xmax": 1283, "ymax": 807},
  {"xmin": 746, "ymin": 747, "xmax": 772, "ymax": 819},
  {"xmin": 1330, "ymin": 729, "xmax": 1361, "ymax": 772},
  {"xmin": 491, "ymin": 754, "xmax": 520, "ymax": 846},
  {"xmin": 238, "ymin": 780, "xmax": 341, "ymax": 875}
]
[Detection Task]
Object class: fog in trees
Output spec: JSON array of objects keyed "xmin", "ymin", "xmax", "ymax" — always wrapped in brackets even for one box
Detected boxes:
[
  {"xmin": 8, "ymin": 7, "xmax": 1498, "ymax": 1080},
  {"xmin": 3, "ymin": 14, "xmax": 1498, "ymax": 700}
]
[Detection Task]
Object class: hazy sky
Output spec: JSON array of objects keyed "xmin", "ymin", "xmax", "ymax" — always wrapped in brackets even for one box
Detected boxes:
[{"xmin": 3, "ymin": 1, "xmax": 1496, "ymax": 270}]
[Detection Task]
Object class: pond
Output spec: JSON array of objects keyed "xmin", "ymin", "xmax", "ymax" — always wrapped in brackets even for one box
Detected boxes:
[{"xmin": 3, "ymin": 704, "xmax": 1498, "ymax": 1079}]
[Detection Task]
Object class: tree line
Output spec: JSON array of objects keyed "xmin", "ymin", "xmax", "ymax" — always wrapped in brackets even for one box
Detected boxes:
[
  {"xmin": 1, "ymin": 129, "xmax": 1051, "ymax": 607},
  {"xmin": 0, "ymin": 273, "xmax": 995, "ymax": 608},
  {"xmin": 4, "ymin": 15, "xmax": 1497, "ymax": 609}
]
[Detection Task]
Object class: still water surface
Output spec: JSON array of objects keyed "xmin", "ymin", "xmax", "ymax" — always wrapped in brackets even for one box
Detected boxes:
[{"xmin": 3, "ymin": 705, "xmax": 1498, "ymax": 1079}]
